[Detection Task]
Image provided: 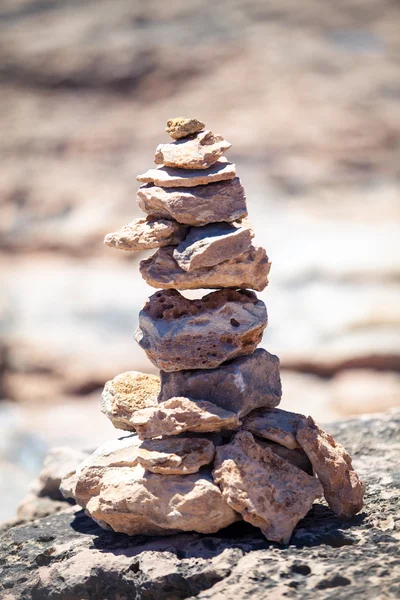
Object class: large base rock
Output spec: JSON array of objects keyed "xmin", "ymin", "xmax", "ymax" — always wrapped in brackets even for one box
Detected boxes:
[
  {"xmin": 135, "ymin": 289, "xmax": 267, "ymax": 371},
  {"xmin": 159, "ymin": 349, "xmax": 282, "ymax": 417}
]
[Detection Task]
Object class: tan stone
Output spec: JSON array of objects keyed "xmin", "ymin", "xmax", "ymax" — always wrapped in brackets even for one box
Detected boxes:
[
  {"xmin": 242, "ymin": 408, "xmax": 305, "ymax": 450},
  {"xmin": 130, "ymin": 397, "xmax": 241, "ymax": 440},
  {"xmin": 135, "ymin": 289, "xmax": 267, "ymax": 371},
  {"xmin": 165, "ymin": 117, "xmax": 205, "ymax": 140},
  {"xmin": 136, "ymin": 437, "xmax": 215, "ymax": 474},
  {"xmin": 256, "ymin": 439, "xmax": 313, "ymax": 475},
  {"xmin": 296, "ymin": 417, "xmax": 365, "ymax": 518},
  {"xmin": 155, "ymin": 130, "xmax": 231, "ymax": 169},
  {"xmin": 101, "ymin": 371, "xmax": 160, "ymax": 431},
  {"xmin": 136, "ymin": 158, "xmax": 236, "ymax": 188},
  {"xmin": 213, "ymin": 431, "xmax": 323, "ymax": 544},
  {"xmin": 140, "ymin": 244, "xmax": 271, "ymax": 291},
  {"xmin": 173, "ymin": 220, "xmax": 253, "ymax": 272},
  {"xmin": 63, "ymin": 440, "xmax": 238, "ymax": 535},
  {"xmin": 104, "ymin": 217, "xmax": 188, "ymax": 251},
  {"xmin": 137, "ymin": 178, "xmax": 247, "ymax": 226}
]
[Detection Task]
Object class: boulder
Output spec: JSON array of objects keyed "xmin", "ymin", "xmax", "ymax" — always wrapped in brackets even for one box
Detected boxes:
[
  {"xmin": 136, "ymin": 158, "xmax": 236, "ymax": 188},
  {"xmin": 136, "ymin": 437, "xmax": 215, "ymax": 475},
  {"xmin": 296, "ymin": 417, "xmax": 365, "ymax": 518},
  {"xmin": 101, "ymin": 371, "xmax": 160, "ymax": 431},
  {"xmin": 155, "ymin": 130, "xmax": 231, "ymax": 169},
  {"xmin": 104, "ymin": 217, "xmax": 188, "ymax": 251},
  {"xmin": 173, "ymin": 220, "xmax": 253, "ymax": 272},
  {"xmin": 160, "ymin": 349, "xmax": 282, "ymax": 417},
  {"xmin": 165, "ymin": 117, "xmax": 205, "ymax": 140},
  {"xmin": 137, "ymin": 178, "xmax": 247, "ymax": 226},
  {"xmin": 130, "ymin": 397, "xmax": 241, "ymax": 439},
  {"xmin": 241, "ymin": 407, "xmax": 305, "ymax": 449},
  {"xmin": 140, "ymin": 244, "xmax": 271, "ymax": 291},
  {"xmin": 135, "ymin": 289, "xmax": 267, "ymax": 371},
  {"xmin": 213, "ymin": 431, "xmax": 323, "ymax": 543}
]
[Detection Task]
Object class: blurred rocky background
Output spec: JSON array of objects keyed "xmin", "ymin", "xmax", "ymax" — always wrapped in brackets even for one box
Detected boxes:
[{"xmin": 0, "ymin": 0, "xmax": 399, "ymax": 521}]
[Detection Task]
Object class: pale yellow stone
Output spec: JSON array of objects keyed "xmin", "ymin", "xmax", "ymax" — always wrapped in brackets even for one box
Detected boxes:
[{"xmin": 165, "ymin": 117, "xmax": 205, "ymax": 140}]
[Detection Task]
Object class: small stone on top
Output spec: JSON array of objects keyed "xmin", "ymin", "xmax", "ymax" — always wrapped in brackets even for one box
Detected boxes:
[{"xmin": 165, "ymin": 117, "xmax": 205, "ymax": 140}]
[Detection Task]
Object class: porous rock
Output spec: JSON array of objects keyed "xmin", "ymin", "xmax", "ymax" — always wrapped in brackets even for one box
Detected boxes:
[
  {"xmin": 136, "ymin": 437, "xmax": 215, "ymax": 474},
  {"xmin": 104, "ymin": 217, "xmax": 188, "ymax": 251},
  {"xmin": 135, "ymin": 289, "xmax": 267, "ymax": 371},
  {"xmin": 296, "ymin": 417, "xmax": 365, "ymax": 518},
  {"xmin": 213, "ymin": 431, "xmax": 323, "ymax": 543},
  {"xmin": 173, "ymin": 220, "xmax": 253, "ymax": 272},
  {"xmin": 130, "ymin": 397, "xmax": 241, "ymax": 439},
  {"xmin": 140, "ymin": 244, "xmax": 271, "ymax": 291},
  {"xmin": 165, "ymin": 117, "xmax": 205, "ymax": 140},
  {"xmin": 137, "ymin": 177, "xmax": 248, "ymax": 226},
  {"xmin": 160, "ymin": 349, "xmax": 282, "ymax": 417},
  {"xmin": 256, "ymin": 439, "xmax": 313, "ymax": 475},
  {"xmin": 136, "ymin": 158, "xmax": 236, "ymax": 188},
  {"xmin": 155, "ymin": 130, "xmax": 231, "ymax": 169},
  {"xmin": 242, "ymin": 407, "xmax": 305, "ymax": 449},
  {"xmin": 64, "ymin": 450, "xmax": 238, "ymax": 535},
  {"xmin": 101, "ymin": 371, "xmax": 160, "ymax": 431}
]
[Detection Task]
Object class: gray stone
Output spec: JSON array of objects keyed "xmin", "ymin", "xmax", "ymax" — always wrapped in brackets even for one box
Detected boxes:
[
  {"xmin": 173, "ymin": 220, "xmax": 253, "ymax": 272},
  {"xmin": 155, "ymin": 130, "xmax": 231, "ymax": 169},
  {"xmin": 159, "ymin": 349, "xmax": 282, "ymax": 417},
  {"xmin": 140, "ymin": 244, "xmax": 271, "ymax": 291},
  {"xmin": 136, "ymin": 158, "xmax": 236, "ymax": 188},
  {"xmin": 135, "ymin": 289, "xmax": 267, "ymax": 371},
  {"xmin": 137, "ymin": 178, "xmax": 248, "ymax": 226}
]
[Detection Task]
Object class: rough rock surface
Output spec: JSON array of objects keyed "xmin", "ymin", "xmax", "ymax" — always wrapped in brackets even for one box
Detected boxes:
[
  {"xmin": 65, "ymin": 458, "xmax": 238, "ymax": 536},
  {"xmin": 140, "ymin": 244, "xmax": 271, "ymax": 291},
  {"xmin": 160, "ymin": 349, "xmax": 282, "ymax": 417},
  {"xmin": 297, "ymin": 417, "xmax": 365, "ymax": 519},
  {"xmin": 257, "ymin": 439, "xmax": 313, "ymax": 475},
  {"xmin": 165, "ymin": 117, "xmax": 205, "ymax": 140},
  {"xmin": 104, "ymin": 217, "xmax": 188, "ymax": 251},
  {"xmin": 137, "ymin": 178, "xmax": 248, "ymax": 226},
  {"xmin": 213, "ymin": 431, "xmax": 323, "ymax": 544},
  {"xmin": 135, "ymin": 289, "xmax": 267, "ymax": 371},
  {"xmin": 155, "ymin": 130, "xmax": 231, "ymax": 169},
  {"xmin": 130, "ymin": 397, "xmax": 241, "ymax": 439},
  {"xmin": 136, "ymin": 158, "xmax": 236, "ymax": 188},
  {"xmin": 242, "ymin": 407, "xmax": 305, "ymax": 449},
  {"xmin": 1, "ymin": 412, "xmax": 398, "ymax": 600},
  {"xmin": 173, "ymin": 220, "xmax": 253, "ymax": 272},
  {"xmin": 101, "ymin": 371, "xmax": 160, "ymax": 431},
  {"xmin": 136, "ymin": 437, "xmax": 215, "ymax": 475}
]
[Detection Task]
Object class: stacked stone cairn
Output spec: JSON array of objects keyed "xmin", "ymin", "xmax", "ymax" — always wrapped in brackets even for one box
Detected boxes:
[{"xmin": 61, "ymin": 118, "xmax": 365, "ymax": 544}]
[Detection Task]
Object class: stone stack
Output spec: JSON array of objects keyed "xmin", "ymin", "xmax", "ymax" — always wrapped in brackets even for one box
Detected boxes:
[{"xmin": 62, "ymin": 118, "xmax": 365, "ymax": 544}]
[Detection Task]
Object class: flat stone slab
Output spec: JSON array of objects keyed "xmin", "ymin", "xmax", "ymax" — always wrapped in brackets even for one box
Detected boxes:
[
  {"xmin": 242, "ymin": 407, "xmax": 305, "ymax": 449},
  {"xmin": 173, "ymin": 220, "xmax": 253, "ymax": 272},
  {"xmin": 1, "ymin": 411, "xmax": 397, "ymax": 600},
  {"xmin": 101, "ymin": 371, "xmax": 160, "ymax": 431},
  {"xmin": 130, "ymin": 397, "xmax": 241, "ymax": 439},
  {"xmin": 213, "ymin": 431, "xmax": 323, "ymax": 544},
  {"xmin": 135, "ymin": 288, "xmax": 267, "ymax": 371},
  {"xmin": 165, "ymin": 117, "xmax": 205, "ymax": 140},
  {"xmin": 137, "ymin": 178, "xmax": 248, "ymax": 226},
  {"xmin": 159, "ymin": 348, "xmax": 282, "ymax": 417},
  {"xmin": 104, "ymin": 217, "xmax": 188, "ymax": 251},
  {"xmin": 297, "ymin": 417, "xmax": 365, "ymax": 519},
  {"xmin": 140, "ymin": 244, "xmax": 271, "ymax": 291},
  {"xmin": 136, "ymin": 158, "xmax": 236, "ymax": 188},
  {"xmin": 155, "ymin": 130, "xmax": 231, "ymax": 169},
  {"xmin": 136, "ymin": 437, "xmax": 215, "ymax": 475}
]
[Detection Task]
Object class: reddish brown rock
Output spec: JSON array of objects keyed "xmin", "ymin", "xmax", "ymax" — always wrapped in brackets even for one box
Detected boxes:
[
  {"xmin": 241, "ymin": 408, "xmax": 305, "ymax": 450},
  {"xmin": 140, "ymin": 244, "xmax": 271, "ymax": 291},
  {"xmin": 104, "ymin": 217, "xmax": 188, "ymax": 251},
  {"xmin": 296, "ymin": 417, "xmax": 365, "ymax": 518},
  {"xmin": 213, "ymin": 431, "xmax": 323, "ymax": 543},
  {"xmin": 136, "ymin": 437, "xmax": 215, "ymax": 475},
  {"xmin": 135, "ymin": 289, "xmax": 267, "ymax": 371},
  {"xmin": 130, "ymin": 397, "xmax": 241, "ymax": 440}
]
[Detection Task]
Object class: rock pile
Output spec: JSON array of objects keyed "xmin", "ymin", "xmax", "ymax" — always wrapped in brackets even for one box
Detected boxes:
[{"xmin": 63, "ymin": 118, "xmax": 365, "ymax": 544}]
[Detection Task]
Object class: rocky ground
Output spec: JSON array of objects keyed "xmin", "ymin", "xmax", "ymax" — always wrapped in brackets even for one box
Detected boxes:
[
  {"xmin": 1, "ymin": 410, "xmax": 399, "ymax": 599},
  {"xmin": 0, "ymin": 0, "xmax": 400, "ymax": 519}
]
